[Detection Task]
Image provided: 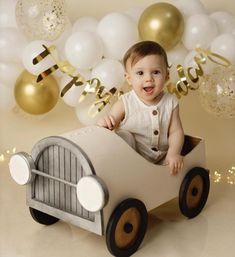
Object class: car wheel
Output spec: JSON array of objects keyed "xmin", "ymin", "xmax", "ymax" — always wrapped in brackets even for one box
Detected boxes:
[
  {"xmin": 106, "ymin": 198, "xmax": 148, "ymax": 257},
  {"xmin": 179, "ymin": 167, "xmax": 210, "ymax": 218},
  {"xmin": 29, "ymin": 207, "xmax": 59, "ymax": 225}
]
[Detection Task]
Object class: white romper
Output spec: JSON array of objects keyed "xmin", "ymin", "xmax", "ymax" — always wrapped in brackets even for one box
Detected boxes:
[{"xmin": 118, "ymin": 90, "xmax": 178, "ymax": 163}]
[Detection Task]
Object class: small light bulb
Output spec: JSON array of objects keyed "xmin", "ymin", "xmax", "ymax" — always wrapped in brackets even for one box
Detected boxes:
[{"xmin": 0, "ymin": 154, "xmax": 5, "ymax": 162}]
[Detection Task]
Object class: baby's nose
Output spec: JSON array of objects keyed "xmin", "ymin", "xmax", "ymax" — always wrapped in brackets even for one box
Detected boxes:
[{"xmin": 145, "ymin": 73, "xmax": 154, "ymax": 81}]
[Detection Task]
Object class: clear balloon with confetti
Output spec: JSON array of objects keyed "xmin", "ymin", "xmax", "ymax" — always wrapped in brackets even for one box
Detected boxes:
[
  {"xmin": 15, "ymin": 0, "xmax": 68, "ymax": 41},
  {"xmin": 198, "ymin": 65, "xmax": 235, "ymax": 118}
]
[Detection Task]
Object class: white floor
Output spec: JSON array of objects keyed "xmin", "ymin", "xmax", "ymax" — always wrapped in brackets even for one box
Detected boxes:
[{"xmin": 1, "ymin": 161, "xmax": 234, "ymax": 257}]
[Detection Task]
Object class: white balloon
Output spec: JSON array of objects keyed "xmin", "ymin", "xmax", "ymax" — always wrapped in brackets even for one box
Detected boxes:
[
  {"xmin": 184, "ymin": 50, "xmax": 214, "ymax": 75},
  {"xmin": 168, "ymin": 44, "xmax": 188, "ymax": 66},
  {"xmin": 184, "ymin": 50, "xmax": 198, "ymax": 68},
  {"xmin": 0, "ymin": 82, "xmax": 15, "ymax": 110},
  {"xmin": 232, "ymin": 28, "xmax": 235, "ymax": 36},
  {"xmin": 91, "ymin": 59, "xmax": 125, "ymax": 90},
  {"xmin": 72, "ymin": 16, "xmax": 98, "ymax": 33},
  {"xmin": 77, "ymin": 69, "xmax": 91, "ymax": 81},
  {"xmin": 60, "ymin": 75, "xmax": 86, "ymax": 107},
  {"xmin": 53, "ymin": 21, "xmax": 73, "ymax": 59},
  {"xmin": 97, "ymin": 12, "xmax": 139, "ymax": 60},
  {"xmin": 59, "ymin": 69, "xmax": 91, "ymax": 89},
  {"xmin": 167, "ymin": 44, "xmax": 188, "ymax": 83},
  {"xmin": 0, "ymin": 62, "xmax": 23, "ymax": 88},
  {"xmin": 0, "ymin": 27, "xmax": 27, "ymax": 63},
  {"xmin": 210, "ymin": 34, "xmax": 235, "ymax": 65},
  {"xmin": 22, "ymin": 40, "xmax": 55, "ymax": 75},
  {"xmin": 65, "ymin": 31, "xmax": 103, "ymax": 70},
  {"xmin": 75, "ymin": 94, "xmax": 112, "ymax": 126},
  {"xmin": 0, "ymin": 0, "xmax": 17, "ymax": 28},
  {"xmin": 174, "ymin": 0, "xmax": 207, "ymax": 18},
  {"xmin": 210, "ymin": 11, "xmax": 235, "ymax": 34},
  {"xmin": 182, "ymin": 14, "xmax": 218, "ymax": 50},
  {"xmin": 123, "ymin": 6, "xmax": 145, "ymax": 24}
]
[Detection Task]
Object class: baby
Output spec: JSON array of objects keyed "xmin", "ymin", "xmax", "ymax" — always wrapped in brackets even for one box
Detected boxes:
[{"xmin": 97, "ymin": 41, "xmax": 184, "ymax": 175}]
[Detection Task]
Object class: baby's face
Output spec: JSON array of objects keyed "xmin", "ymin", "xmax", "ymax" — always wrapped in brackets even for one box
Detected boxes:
[{"xmin": 125, "ymin": 54, "xmax": 168, "ymax": 105}]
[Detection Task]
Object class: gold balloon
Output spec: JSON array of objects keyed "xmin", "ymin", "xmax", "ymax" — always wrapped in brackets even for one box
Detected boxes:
[
  {"xmin": 138, "ymin": 3, "xmax": 184, "ymax": 50},
  {"xmin": 14, "ymin": 70, "xmax": 59, "ymax": 115}
]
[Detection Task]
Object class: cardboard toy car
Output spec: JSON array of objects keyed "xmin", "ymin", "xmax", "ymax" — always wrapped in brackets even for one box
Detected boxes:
[{"xmin": 9, "ymin": 126, "xmax": 210, "ymax": 257}]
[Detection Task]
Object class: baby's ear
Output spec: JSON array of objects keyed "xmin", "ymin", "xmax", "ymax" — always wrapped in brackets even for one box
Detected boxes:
[
  {"xmin": 166, "ymin": 70, "xmax": 170, "ymax": 81},
  {"xmin": 124, "ymin": 72, "xmax": 131, "ymax": 85}
]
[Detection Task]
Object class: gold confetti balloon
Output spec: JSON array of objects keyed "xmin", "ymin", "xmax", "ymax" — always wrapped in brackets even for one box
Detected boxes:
[
  {"xmin": 15, "ymin": 0, "xmax": 68, "ymax": 41},
  {"xmin": 138, "ymin": 3, "xmax": 184, "ymax": 50},
  {"xmin": 198, "ymin": 65, "xmax": 235, "ymax": 118},
  {"xmin": 14, "ymin": 70, "xmax": 59, "ymax": 115}
]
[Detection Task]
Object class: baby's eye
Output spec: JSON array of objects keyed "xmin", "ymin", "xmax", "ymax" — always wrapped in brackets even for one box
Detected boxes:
[
  {"xmin": 153, "ymin": 70, "xmax": 161, "ymax": 75},
  {"xmin": 136, "ymin": 71, "xmax": 144, "ymax": 75}
]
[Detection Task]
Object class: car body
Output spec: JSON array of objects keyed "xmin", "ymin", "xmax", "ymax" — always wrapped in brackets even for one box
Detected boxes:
[{"xmin": 9, "ymin": 126, "xmax": 210, "ymax": 256}]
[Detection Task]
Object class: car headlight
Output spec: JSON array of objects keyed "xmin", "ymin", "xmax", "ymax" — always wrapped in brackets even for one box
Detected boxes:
[
  {"xmin": 9, "ymin": 152, "xmax": 35, "ymax": 185},
  {"xmin": 76, "ymin": 175, "xmax": 109, "ymax": 212}
]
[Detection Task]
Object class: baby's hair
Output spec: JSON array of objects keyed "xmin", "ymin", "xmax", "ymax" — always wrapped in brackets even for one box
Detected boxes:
[{"xmin": 123, "ymin": 41, "xmax": 170, "ymax": 70}]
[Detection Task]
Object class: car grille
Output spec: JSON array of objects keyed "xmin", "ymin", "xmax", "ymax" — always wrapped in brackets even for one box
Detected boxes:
[{"xmin": 32, "ymin": 145, "xmax": 95, "ymax": 221}]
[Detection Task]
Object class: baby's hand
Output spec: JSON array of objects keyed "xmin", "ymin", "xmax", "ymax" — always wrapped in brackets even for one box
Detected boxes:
[
  {"xmin": 96, "ymin": 115, "xmax": 116, "ymax": 130},
  {"xmin": 165, "ymin": 154, "xmax": 183, "ymax": 176}
]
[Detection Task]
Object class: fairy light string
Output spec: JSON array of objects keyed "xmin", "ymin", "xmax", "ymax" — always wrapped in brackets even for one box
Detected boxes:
[
  {"xmin": 211, "ymin": 166, "xmax": 235, "ymax": 185},
  {"xmin": 227, "ymin": 166, "xmax": 235, "ymax": 185},
  {"xmin": 0, "ymin": 148, "xmax": 17, "ymax": 163}
]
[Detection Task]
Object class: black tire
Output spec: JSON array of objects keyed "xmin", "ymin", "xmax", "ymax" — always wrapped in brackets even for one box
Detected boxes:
[
  {"xmin": 106, "ymin": 198, "xmax": 148, "ymax": 257},
  {"xmin": 29, "ymin": 207, "xmax": 59, "ymax": 225},
  {"xmin": 179, "ymin": 167, "xmax": 210, "ymax": 218}
]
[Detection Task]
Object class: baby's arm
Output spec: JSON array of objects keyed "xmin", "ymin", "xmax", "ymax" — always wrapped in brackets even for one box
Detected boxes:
[
  {"xmin": 96, "ymin": 99, "xmax": 125, "ymax": 130},
  {"xmin": 166, "ymin": 106, "xmax": 184, "ymax": 175}
]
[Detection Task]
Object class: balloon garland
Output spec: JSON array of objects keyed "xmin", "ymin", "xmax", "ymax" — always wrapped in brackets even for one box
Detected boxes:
[
  {"xmin": 33, "ymin": 42, "xmax": 234, "ymax": 119},
  {"xmin": 1, "ymin": 0, "xmax": 235, "ymax": 120}
]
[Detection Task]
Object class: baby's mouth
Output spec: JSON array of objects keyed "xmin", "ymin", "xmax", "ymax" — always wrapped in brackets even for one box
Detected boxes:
[{"xmin": 143, "ymin": 86, "xmax": 154, "ymax": 93}]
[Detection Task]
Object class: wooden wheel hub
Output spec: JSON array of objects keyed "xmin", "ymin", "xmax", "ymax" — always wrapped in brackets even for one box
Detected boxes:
[
  {"xmin": 114, "ymin": 207, "xmax": 141, "ymax": 249},
  {"xmin": 186, "ymin": 175, "xmax": 203, "ymax": 208}
]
